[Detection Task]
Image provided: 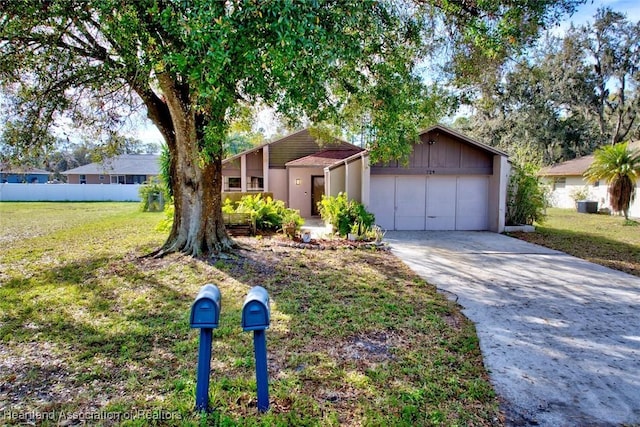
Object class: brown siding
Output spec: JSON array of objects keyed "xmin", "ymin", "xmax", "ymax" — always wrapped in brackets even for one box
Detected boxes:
[
  {"xmin": 269, "ymin": 129, "xmax": 358, "ymax": 168},
  {"xmin": 372, "ymin": 130, "xmax": 493, "ymax": 175}
]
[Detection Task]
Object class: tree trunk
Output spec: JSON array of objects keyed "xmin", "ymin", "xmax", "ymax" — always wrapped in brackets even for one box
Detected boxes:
[{"xmin": 149, "ymin": 74, "xmax": 234, "ymax": 257}]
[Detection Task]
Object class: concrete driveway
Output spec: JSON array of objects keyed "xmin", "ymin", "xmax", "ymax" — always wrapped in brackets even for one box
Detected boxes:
[{"xmin": 385, "ymin": 231, "xmax": 640, "ymax": 426}]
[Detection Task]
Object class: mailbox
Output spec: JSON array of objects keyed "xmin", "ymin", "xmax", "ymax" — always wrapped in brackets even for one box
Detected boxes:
[
  {"xmin": 190, "ymin": 284, "xmax": 221, "ymax": 329},
  {"xmin": 241, "ymin": 286, "xmax": 270, "ymax": 331}
]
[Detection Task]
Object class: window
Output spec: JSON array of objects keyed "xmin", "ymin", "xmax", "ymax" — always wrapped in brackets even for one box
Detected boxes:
[
  {"xmin": 224, "ymin": 176, "xmax": 241, "ymax": 191},
  {"xmin": 553, "ymin": 177, "xmax": 566, "ymax": 190},
  {"xmin": 249, "ymin": 176, "xmax": 264, "ymax": 191},
  {"xmin": 593, "ymin": 180, "xmax": 599, "ymax": 188},
  {"xmin": 110, "ymin": 175, "xmax": 125, "ymax": 184},
  {"xmin": 80, "ymin": 174, "xmax": 87, "ymax": 184},
  {"xmin": 99, "ymin": 175, "xmax": 104, "ymax": 181}
]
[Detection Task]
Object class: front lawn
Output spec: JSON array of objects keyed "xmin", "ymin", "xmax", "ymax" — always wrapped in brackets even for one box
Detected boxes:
[
  {"xmin": 509, "ymin": 208, "xmax": 640, "ymax": 277},
  {"xmin": 0, "ymin": 203, "xmax": 501, "ymax": 426}
]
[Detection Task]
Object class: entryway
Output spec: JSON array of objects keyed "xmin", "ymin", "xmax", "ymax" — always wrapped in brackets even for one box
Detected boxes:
[{"xmin": 311, "ymin": 175, "xmax": 324, "ymax": 216}]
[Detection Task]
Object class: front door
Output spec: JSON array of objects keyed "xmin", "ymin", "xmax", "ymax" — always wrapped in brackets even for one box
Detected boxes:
[{"xmin": 311, "ymin": 176, "xmax": 324, "ymax": 216}]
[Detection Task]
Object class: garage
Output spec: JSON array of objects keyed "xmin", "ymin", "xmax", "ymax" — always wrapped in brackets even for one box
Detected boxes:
[
  {"xmin": 367, "ymin": 125, "xmax": 508, "ymax": 232},
  {"xmin": 369, "ymin": 175, "xmax": 489, "ymax": 231}
]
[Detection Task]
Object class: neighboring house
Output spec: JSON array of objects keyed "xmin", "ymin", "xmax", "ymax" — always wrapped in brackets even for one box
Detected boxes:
[
  {"xmin": 224, "ymin": 126, "xmax": 510, "ymax": 232},
  {"xmin": 0, "ymin": 165, "xmax": 50, "ymax": 183},
  {"xmin": 539, "ymin": 141, "xmax": 640, "ymax": 218},
  {"xmin": 62, "ymin": 154, "xmax": 160, "ymax": 184}
]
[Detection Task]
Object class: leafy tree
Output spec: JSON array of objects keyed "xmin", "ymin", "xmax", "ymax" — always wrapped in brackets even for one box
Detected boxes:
[
  {"xmin": 584, "ymin": 142, "xmax": 640, "ymax": 220},
  {"xmin": 576, "ymin": 9, "xmax": 640, "ymax": 144},
  {"xmin": 458, "ymin": 8, "xmax": 640, "ymax": 165},
  {"xmin": 0, "ymin": 0, "xmax": 580, "ymax": 256}
]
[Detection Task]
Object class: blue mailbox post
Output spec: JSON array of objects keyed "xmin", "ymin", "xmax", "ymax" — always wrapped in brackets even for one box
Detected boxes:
[
  {"xmin": 190, "ymin": 284, "xmax": 221, "ymax": 412},
  {"xmin": 241, "ymin": 286, "xmax": 271, "ymax": 413}
]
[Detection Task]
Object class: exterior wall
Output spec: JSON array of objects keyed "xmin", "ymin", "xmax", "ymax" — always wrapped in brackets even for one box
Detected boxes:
[
  {"xmin": 544, "ymin": 176, "xmax": 640, "ymax": 218},
  {"xmin": 269, "ymin": 169, "xmax": 288, "ymax": 204},
  {"xmin": 245, "ymin": 148, "xmax": 264, "ymax": 190},
  {"xmin": 288, "ymin": 166, "xmax": 324, "ymax": 218},
  {"xmin": 346, "ymin": 158, "xmax": 362, "ymax": 203},
  {"xmin": 488, "ymin": 156, "xmax": 510, "ymax": 232},
  {"xmin": 0, "ymin": 183, "xmax": 141, "ymax": 201},
  {"xmin": 371, "ymin": 131, "xmax": 493, "ymax": 175},
  {"xmin": 327, "ymin": 165, "xmax": 345, "ymax": 197},
  {"xmin": 66, "ymin": 174, "xmax": 150, "ymax": 184},
  {"xmin": 360, "ymin": 155, "xmax": 370, "ymax": 207}
]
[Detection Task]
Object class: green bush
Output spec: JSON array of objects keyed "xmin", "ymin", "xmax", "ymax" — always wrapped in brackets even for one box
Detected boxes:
[
  {"xmin": 234, "ymin": 194, "xmax": 303, "ymax": 232},
  {"xmin": 138, "ymin": 177, "xmax": 170, "ymax": 212},
  {"xmin": 318, "ymin": 193, "xmax": 375, "ymax": 237},
  {"xmin": 156, "ymin": 204, "xmax": 174, "ymax": 232},
  {"xmin": 155, "ymin": 194, "xmax": 302, "ymax": 235},
  {"xmin": 506, "ymin": 164, "xmax": 549, "ymax": 226}
]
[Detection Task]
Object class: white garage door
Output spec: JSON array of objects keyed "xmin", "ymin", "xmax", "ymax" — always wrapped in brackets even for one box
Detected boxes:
[{"xmin": 369, "ymin": 175, "xmax": 489, "ymax": 231}]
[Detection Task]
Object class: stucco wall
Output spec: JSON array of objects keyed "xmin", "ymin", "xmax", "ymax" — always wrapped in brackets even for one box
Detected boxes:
[
  {"xmin": 269, "ymin": 169, "xmax": 288, "ymax": 204},
  {"xmin": 488, "ymin": 156, "xmax": 509, "ymax": 232},
  {"xmin": 544, "ymin": 176, "xmax": 640, "ymax": 218},
  {"xmin": 346, "ymin": 159, "xmax": 362, "ymax": 203},
  {"xmin": 288, "ymin": 167, "xmax": 324, "ymax": 218},
  {"xmin": 327, "ymin": 166, "xmax": 345, "ymax": 197}
]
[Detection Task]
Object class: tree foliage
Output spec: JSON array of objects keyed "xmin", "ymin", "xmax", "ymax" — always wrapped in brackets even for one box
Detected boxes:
[
  {"xmin": 584, "ymin": 142, "xmax": 640, "ymax": 220},
  {"xmin": 458, "ymin": 8, "xmax": 640, "ymax": 166},
  {"xmin": 506, "ymin": 163, "xmax": 549, "ymax": 226},
  {"xmin": 1, "ymin": 0, "xmax": 581, "ymax": 256}
]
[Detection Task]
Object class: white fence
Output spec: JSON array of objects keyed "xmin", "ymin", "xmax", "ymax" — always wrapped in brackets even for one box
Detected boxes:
[{"xmin": 0, "ymin": 183, "xmax": 142, "ymax": 202}]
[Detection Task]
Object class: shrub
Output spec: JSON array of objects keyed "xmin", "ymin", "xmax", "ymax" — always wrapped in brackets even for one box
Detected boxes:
[
  {"xmin": 156, "ymin": 204, "xmax": 174, "ymax": 232},
  {"xmin": 138, "ymin": 177, "xmax": 170, "ymax": 212},
  {"xmin": 233, "ymin": 193, "xmax": 303, "ymax": 232},
  {"xmin": 319, "ymin": 193, "xmax": 375, "ymax": 237},
  {"xmin": 569, "ymin": 186, "xmax": 592, "ymax": 205},
  {"xmin": 506, "ymin": 164, "xmax": 549, "ymax": 226},
  {"xmin": 156, "ymin": 194, "xmax": 301, "ymax": 235}
]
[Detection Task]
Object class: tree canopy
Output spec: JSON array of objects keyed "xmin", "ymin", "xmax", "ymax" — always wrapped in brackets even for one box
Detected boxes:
[
  {"xmin": 457, "ymin": 8, "xmax": 640, "ymax": 166},
  {"xmin": 1, "ymin": 0, "xmax": 582, "ymax": 256}
]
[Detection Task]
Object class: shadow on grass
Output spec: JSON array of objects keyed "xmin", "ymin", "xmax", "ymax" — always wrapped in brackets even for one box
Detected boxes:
[{"xmin": 512, "ymin": 225, "xmax": 640, "ymax": 277}]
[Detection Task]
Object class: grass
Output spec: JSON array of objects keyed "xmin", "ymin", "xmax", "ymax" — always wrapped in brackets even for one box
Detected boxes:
[
  {"xmin": 509, "ymin": 208, "xmax": 640, "ymax": 277},
  {"xmin": 0, "ymin": 202, "xmax": 501, "ymax": 426}
]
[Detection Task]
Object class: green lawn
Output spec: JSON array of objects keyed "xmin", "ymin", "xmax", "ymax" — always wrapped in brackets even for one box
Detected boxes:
[
  {"xmin": 0, "ymin": 203, "xmax": 500, "ymax": 426},
  {"xmin": 509, "ymin": 208, "xmax": 640, "ymax": 277}
]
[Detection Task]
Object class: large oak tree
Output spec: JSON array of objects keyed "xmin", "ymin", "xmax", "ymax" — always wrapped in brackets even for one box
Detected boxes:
[{"xmin": 0, "ymin": 0, "xmax": 581, "ymax": 256}]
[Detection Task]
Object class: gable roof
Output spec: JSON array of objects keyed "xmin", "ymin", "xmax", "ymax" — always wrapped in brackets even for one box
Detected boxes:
[
  {"xmin": 285, "ymin": 148, "xmax": 363, "ymax": 167},
  {"xmin": 0, "ymin": 164, "xmax": 50, "ymax": 175},
  {"xmin": 62, "ymin": 154, "xmax": 160, "ymax": 175},
  {"xmin": 539, "ymin": 141, "xmax": 640, "ymax": 177},
  {"xmin": 223, "ymin": 128, "xmax": 362, "ymax": 168},
  {"xmin": 420, "ymin": 124, "xmax": 509, "ymax": 157},
  {"xmin": 538, "ymin": 155, "xmax": 595, "ymax": 177}
]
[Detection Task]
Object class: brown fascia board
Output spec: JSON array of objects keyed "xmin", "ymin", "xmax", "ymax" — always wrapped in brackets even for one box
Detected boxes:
[{"xmin": 419, "ymin": 124, "xmax": 509, "ymax": 158}]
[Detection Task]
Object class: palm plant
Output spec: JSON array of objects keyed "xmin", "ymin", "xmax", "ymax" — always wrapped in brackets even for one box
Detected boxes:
[{"xmin": 584, "ymin": 142, "xmax": 640, "ymax": 220}]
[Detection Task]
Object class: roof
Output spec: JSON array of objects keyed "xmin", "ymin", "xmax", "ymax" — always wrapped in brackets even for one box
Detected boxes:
[
  {"xmin": 420, "ymin": 124, "xmax": 509, "ymax": 157},
  {"xmin": 539, "ymin": 141, "xmax": 640, "ymax": 177},
  {"xmin": 285, "ymin": 149, "xmax": 363, "ymax": 167},
  {"xmin": 0, "ymin": 164, "xmax": 50, "ymax": 175},
  {"xmin": 538, "ymin": 155, "xmax": 595, "ymax": 177},
  {"xmin": 222, "ymin": 128, "xmax": 362, "ymax": 168},
  {"xmin": 62, "ymin": 154, "xmax": 160, "ymax": 175}
]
